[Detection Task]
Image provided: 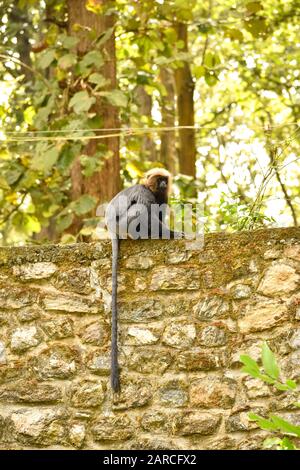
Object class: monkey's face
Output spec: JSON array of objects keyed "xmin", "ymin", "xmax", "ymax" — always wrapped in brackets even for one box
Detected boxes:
[
  {"xmin": 143, "ymin": 169, "xmax": 171, "ymax": 196},
  {"xmin": 156, "ymin": 176, "xmax": 168, "ymax": 193}
]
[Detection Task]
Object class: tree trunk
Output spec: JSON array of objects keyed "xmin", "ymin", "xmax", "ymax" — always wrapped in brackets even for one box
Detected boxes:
[
  {"xmin": 134, "ymin": 85, "xmax": 157, "ymax": 162},
  {"xmin": 159, "ymin": 67, "xmax": 177, "ymax": 174},
  {"xmin": 67, "ymin": 0, "xmax": 120, "ymax": 233},
  {"xmin": 174, "ymin": 23, "xmax": 196, "ymax": 178}
]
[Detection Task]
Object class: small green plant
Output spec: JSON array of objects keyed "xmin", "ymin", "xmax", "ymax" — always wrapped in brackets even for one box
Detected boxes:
[
  {"xmin": 219, "ymin": 193, "xmax": 275, "ymax": 231},
  {"xmin": 240, "ymin": 342, "xmax": 300, "ymax": 450}
]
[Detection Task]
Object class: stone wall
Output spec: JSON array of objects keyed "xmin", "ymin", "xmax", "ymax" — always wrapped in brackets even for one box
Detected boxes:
[{"xmin": 0, "ymin": 227, "xmax": 300, "ymax": 450}]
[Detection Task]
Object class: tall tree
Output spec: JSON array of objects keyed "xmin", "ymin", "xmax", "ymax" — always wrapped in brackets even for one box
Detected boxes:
[
  {"xmin": 67, "ymin": 0, "xmax": 120, "ymax": 231},
  {"xmin": 159, "ymin": 67, "xmax": 177, "ymax": 174},
  {"xmin": 174, "ymin": 22, "xmax": 196, "ymax": 178},
  {"xmin": 134, "ymin": 84, "xmax": 157, "ymax": 161}
]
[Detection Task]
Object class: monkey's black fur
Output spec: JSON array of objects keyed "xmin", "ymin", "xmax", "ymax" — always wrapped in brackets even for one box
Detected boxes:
[{"xmin": 106, "ymin": 174, "xmax": 182, "ymax": 392}]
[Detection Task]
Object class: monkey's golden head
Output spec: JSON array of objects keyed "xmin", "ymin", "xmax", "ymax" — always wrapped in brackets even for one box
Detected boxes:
[{"xmin": 141, "ymin": 167, "xmax": 172, "ymax": 195}]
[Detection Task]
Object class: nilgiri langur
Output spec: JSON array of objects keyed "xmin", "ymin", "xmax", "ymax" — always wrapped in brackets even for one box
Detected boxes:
[{"xmin": 105, "ymin": 168, "xmax": 183, "ymax": 392}]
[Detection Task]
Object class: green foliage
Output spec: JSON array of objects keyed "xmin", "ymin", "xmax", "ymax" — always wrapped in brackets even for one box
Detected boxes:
[
  {"xmin": 0, "ymin": 0, "xmax": 299, "ymax": 244},
  {"xmin": 218, "ymin": 194, "xmax": 276, "ymax": 231},
  {"xmin": 240, "ymin": 342, "xmax": 300, "ymax": 450}
]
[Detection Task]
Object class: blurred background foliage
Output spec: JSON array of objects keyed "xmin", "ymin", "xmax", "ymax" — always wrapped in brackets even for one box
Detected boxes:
[{"xmin": 0, "ymin": 0, "xmax": 299, "ymax": 245}]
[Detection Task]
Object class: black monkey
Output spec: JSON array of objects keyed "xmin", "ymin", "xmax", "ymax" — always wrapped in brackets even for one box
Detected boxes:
[{"xmin": 105, "ymin": 168, "xmax": 183, "ymax": 392}]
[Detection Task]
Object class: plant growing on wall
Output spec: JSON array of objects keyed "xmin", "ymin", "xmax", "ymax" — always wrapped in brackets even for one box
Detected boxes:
[{"xmin": 240, "ymin": 342, "xmax": 300, "ymax": 450}]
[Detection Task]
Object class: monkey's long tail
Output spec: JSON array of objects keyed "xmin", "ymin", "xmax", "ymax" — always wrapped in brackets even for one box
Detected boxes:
[{"xmin": 111, "ymin": 235, "xmax": 120, "ymax": 393}]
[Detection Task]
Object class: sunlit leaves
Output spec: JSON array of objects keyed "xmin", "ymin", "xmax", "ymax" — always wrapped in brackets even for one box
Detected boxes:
[
  {"xmin": 86, "ymin": 0, "xmax": 104, "ymax": 15},
  {"xmin": 69, "ymin": 90, "xmax": 96, "ymax": 114},
  {"xmin": 23, "ymin": 106, "xmax": 35, "ymax": 125},
  {"xmin": 174, "ymin": 0, "xmax": 196, "ymax": 21},
  {"xmin": 193, "ymin": 65, "xmax": 205, "ymax": 79},
  {"xmin": 12, "ymin": 212, "xmax": 41, "ymax": 235}
]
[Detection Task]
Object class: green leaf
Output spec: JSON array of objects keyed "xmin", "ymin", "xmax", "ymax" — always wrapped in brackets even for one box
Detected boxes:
[
  {"xmin": 100, "ymin": 89, "xmax": 128, "ymax": 107},
  {"xmin": 246, "ymin": 2, "xmax": 263, "ymax": 13},
  {"xmin": 193, "ymin": 65, "xmax": 205, "ymax": 79},
  {"xmin": 273, "ymin": 383, "xmax": 290, "ymax": 391},
  {"xmin": 263, "ymin": 437, "xmax": 281, "ymax": 449},
  {"xmin": 164, "ymin": 27, "xmax": 177, "ymax": 43},
  {"xmin": 60, "ymin": 233, "xmax": 77, "ymax": 244},
  {"xmin": 58, "ymin": 143, "xmax": 81, "ymax": 172},
  {"xmin": 257, "ymin": 373, "xmax": 275, "ymax": 384},
  {"xmin": 72, "ymin": 194, "xmax": 97, "ymax": 216},
  {"xmin": 38, "ymin": 49, "xmax": 56, "ymax": 69},
  {"xmin": 286, "ymin": 379, "xmax": 297, "ymax": 390},
  {"xmin": 248, "ymin": 413, "xmax": 277, "ymax": 431},
  {"xmin": 31, "ymin": 144, "xmax": 60, "ymax": 173},
  {"xmin": 79, "ymin": 225, "xmax": 95, "ymax": 236},
  {"xmin": 24, "ymin": 215, "xmax": 41, "ymax": 234},
  {"xmin": 244, "ymin": 18, "xmax": 267, "ymax": 37},
  {"xmin": 270, "ymin": 415, "xmax": 300, "ymax": 437},
  {"xmin": 240, "ymin": 355, "xmax": 260, "ymax": 372},
  {"xmin": 58, "ymin": 34, "xmax": 79, "ymax": 49},
  {"xmin": 23, "ymin": 106, "xmax": 35, "ymax": 125},
  {"xmin": 280, "ymin": 437, "xmax": 297, "ymax": 450},
  {"xmin": 225, "ymin": 28, "xmax": 244, "ymax": 41},
  {"xmin": 95, "ymin": 27, "xmax": 114, "ymax": 47},
  {"xmin": 69, "ymin": 91, "xmax": 96, "ymax": 114},
  {"xmin": 204, "ymin": 52, "xmax": 221, "ymax": 69},
  {"xmin": 13, "ymin": 213, "xmax": 41, "ymax": 235},
  {"xmin": 262, "ymin": 342, "xmax": 279, "ymax": 380},
  {"xmin": 241, "ymin": 365, "xmax": 260, "ymax": 378},
  {"xmin": 56, "ymin": 213, "xmax": 73, "ymax": 233},
  {"xmin": 0, "ymin": 176, "xmax": 10, "ymax": 190},
  {"xmin": 205, "ymin": 72, "xmax": 218, "ymax": 86},
  {"xmin": 79, "ymin": 50, "xmax": 104, "ymax": 71},
  {"xmin": 58, "ymin": 53, "xmax": 77, "ymax": 70},
  {"xmin": 88, "ymin": 73, "xmax": 109, "ymax": 88}
]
